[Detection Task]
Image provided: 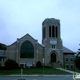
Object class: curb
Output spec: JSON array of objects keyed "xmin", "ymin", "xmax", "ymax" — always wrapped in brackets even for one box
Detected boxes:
[{"xmin": 0, "ymin": 74, "xmax": 73, "ymax": 77}]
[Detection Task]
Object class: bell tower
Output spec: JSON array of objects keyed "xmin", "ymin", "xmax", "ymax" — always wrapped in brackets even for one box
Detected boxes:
[{"xmin": 42, "ymin": 18, "xmax": 63, "ymax": 66}]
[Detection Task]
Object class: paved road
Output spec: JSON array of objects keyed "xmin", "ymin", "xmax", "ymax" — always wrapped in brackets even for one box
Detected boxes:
[{"xmin": 0, "ymin": 75, "xmax": 74, "ymax": 80}]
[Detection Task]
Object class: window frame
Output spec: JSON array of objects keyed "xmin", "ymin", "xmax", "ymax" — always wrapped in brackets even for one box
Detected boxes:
[
  {"xmin": 65, "ymin": 57, "xmax": 68, "ymax": 61},
  {"xmin": 70, "ymin": 64, "xmax": 74, "ymax": 69},
  {"xmin": 20, "ymin": 41, "xmax": 34, "ymax": 58},
  {"xmin": 70, "ymin": 57, "xmax": 74, "ymax": 61},
  {"xmin": 49, "ymin": 26, "xmax": 51, "ymax": 37},
  {"xmin": 66, "ymin": 64, "xmax": 69, "ymax": 69},
  {"xmin": 52, "ymin": 45, "xmax": 56, "ymax": 49}
]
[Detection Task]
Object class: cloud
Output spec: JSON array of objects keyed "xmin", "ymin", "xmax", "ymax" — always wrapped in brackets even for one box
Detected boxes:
[{"xmin": 0, "ymin": 0, "xmax": 80, "ymax": 51}]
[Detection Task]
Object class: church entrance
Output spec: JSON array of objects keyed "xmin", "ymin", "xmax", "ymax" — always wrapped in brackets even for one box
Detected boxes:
[{"xmin": 51, "ymin": 53, "xmax": 56, "ymax": 63}]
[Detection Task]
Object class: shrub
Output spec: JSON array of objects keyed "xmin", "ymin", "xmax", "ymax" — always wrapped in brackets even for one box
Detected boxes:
[
  {"xmin": 0, "ymin": 66, "xmax": 5, "ymax": 70},
  {"xmin": 4, "ymin": 59, "xmax": 19, "ymax": 70},
  {"xmin": 44, "ymin": 66, "xmax": 53, "ymax": 68},
  {"xmin": 0, "ymin": 43, "xmax": 7, "ymax": 50},
  {"xmin": 36, "ymin": 61, "xmax": 43, "ymax": 68},
  {"xmin": 75, "ymin": 57, "xmax": 80, "ymax": 69}
]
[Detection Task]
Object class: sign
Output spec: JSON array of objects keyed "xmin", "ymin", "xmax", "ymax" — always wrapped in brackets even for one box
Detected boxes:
[
  {"xmin": 73, "ymin": 73, "xmax": 80, "ymax": 80},
  {"xmin": 27, "ymin": 62, "xmax": 33, "ymax": 67},
  {"xmin": 43, "ymin": 58, "xmax": 44, "ymax": 63},
  {"xmin": 50, "ymin": 40, "xmax": 57, "ymax": 44}
]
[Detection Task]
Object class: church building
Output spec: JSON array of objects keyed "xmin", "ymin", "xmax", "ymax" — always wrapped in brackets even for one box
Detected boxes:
[{"xmin": 0, "ymin": 18, "xmax": 75, "ymax": 69}]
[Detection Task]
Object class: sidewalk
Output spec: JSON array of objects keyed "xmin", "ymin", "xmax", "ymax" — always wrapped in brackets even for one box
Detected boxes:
[
  {"xmin": 0, "ymin": 74, "xmax": 72, "ymax": 77},
  {"xmin": 56, "ymin": 68, "xmax": 80, "ymax": 74}
]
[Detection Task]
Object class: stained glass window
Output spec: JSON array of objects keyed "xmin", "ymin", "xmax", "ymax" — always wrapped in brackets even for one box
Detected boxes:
[{"xmin": 20, "ymin": 41, "xmax": 34, "ymax": 58}]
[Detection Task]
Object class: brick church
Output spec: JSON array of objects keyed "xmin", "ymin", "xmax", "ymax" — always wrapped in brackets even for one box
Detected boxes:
[{"xmin": 0, "ymin": 18, "xmax": 75, "ymax": 69}]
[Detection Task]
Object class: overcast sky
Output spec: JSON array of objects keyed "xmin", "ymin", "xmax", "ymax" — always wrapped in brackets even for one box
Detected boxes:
[{"xmin": 0, "ymin": 0, "xmax": 80, "ymax": 52}]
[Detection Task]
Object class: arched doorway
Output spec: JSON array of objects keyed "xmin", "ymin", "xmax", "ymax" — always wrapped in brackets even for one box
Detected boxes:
[{"xmin": 51, "ymin": 53, "xmax": 56, "ymax": 63}]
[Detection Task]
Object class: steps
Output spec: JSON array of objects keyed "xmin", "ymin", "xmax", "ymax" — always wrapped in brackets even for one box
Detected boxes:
[
  {"xmin": 50, "ymin": 62, "xmax": 62, "ymax": 68},
  {"xmin": 53, "ymin": 63, "xmax": 62, "ymax": 68}
]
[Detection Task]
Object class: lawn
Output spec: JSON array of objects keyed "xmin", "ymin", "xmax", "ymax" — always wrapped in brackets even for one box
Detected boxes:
[
  {"xmin": 68, "ymin": 67, "xmax": 80, "ymax": 73},
  {"xmin": 0, "ymin": 68, "xmax": 71, "ymax": 75}
]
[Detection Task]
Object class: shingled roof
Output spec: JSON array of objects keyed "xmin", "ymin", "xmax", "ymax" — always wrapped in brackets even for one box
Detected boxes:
[{"xmin": 63, "ymin": 46, "xmax": 75, "ymax": 54}]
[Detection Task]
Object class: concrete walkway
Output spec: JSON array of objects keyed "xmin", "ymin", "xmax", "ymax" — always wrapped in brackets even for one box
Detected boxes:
[
  {"xmin": 56, "ymin": 68, "xmax": 80, "ymax": 74},
  {"xmin": 1, "ymin": 74, "xmax": 73, "ymax": 77}
]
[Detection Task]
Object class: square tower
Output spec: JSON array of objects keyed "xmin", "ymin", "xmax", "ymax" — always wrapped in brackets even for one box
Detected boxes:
[{"xmin": 42, "ymin": 18, "xmax": 63, "ymax": 66}]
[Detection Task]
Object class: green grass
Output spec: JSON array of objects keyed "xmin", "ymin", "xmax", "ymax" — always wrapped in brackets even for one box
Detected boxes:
[
  {"xmin": 0, "ymin": 68, "xmax": 71, "ymax": 75},
  {"xmin": 68, "ymin": 67, "xmax": 80, "ymax": 73}
]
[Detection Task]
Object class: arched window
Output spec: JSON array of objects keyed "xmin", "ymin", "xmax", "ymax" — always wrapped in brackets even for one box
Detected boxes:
[
  {"xmin": 43, "ymin": 27, "xmax": 46, "ymax": 39},
  {"xmin": 56, "ymin": 26, "xmax": 58, "ymax": 38},
  {"xmin": 49, "ymin": 26, "xmax": 51, "ymax": 37},
  {"xmin": 20, "ymin": 41, "xmax": 34, "ymax": 58},
  {"xmin": 52, "ymin": 26, "xmax": 55, "ymax": 37}
]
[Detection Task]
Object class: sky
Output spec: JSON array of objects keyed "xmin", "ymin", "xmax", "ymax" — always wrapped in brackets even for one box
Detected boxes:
[{"xmin": 0, "ymin": 0, "xmax": 80, "ymax": 52}]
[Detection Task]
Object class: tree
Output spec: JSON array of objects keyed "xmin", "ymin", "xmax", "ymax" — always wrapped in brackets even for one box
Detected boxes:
[
  {"xmin": 75, "ymin": 57, "xmax": 80, "ymax": 69},
  {"xmin": 0, "ymin": 43, "xmax": 7, "ymax": 50},
  {"xmin": 75, "ymin": 44, "xmax": 80, "ymax": 69},
  {"xmin": 36, "ymin": 61, "xmax": 42, "ymax": 68},
  {"xmin": 4, "ymin": 59, "xmax": 19, "ymax": 69}
]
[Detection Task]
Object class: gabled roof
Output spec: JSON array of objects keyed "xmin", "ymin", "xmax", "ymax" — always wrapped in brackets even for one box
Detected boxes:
[
  {"xmin": 40, "ymin": 44, "xmax": 45, "ymax": 47},
  {"xmin": 63, "ymin": 46, "xmax": 75, "ymax": 54},
  {"xmin": 20, "ymin": 33, "xmax": 36, "ymax": 41},
  {"xmin": 40, "ymin": 44, "xmax": 75, "ymax": 54},
  {"xmin": 6, "ymin": 33, "xmax": 75, "ymax": 54},
  {"xmin": 9, "ymin": 33, "xmax": 36, "ymax": 46},
  {"xmin": 9, "ymin": 41, "xmax": 17, "ymax": 46}
]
